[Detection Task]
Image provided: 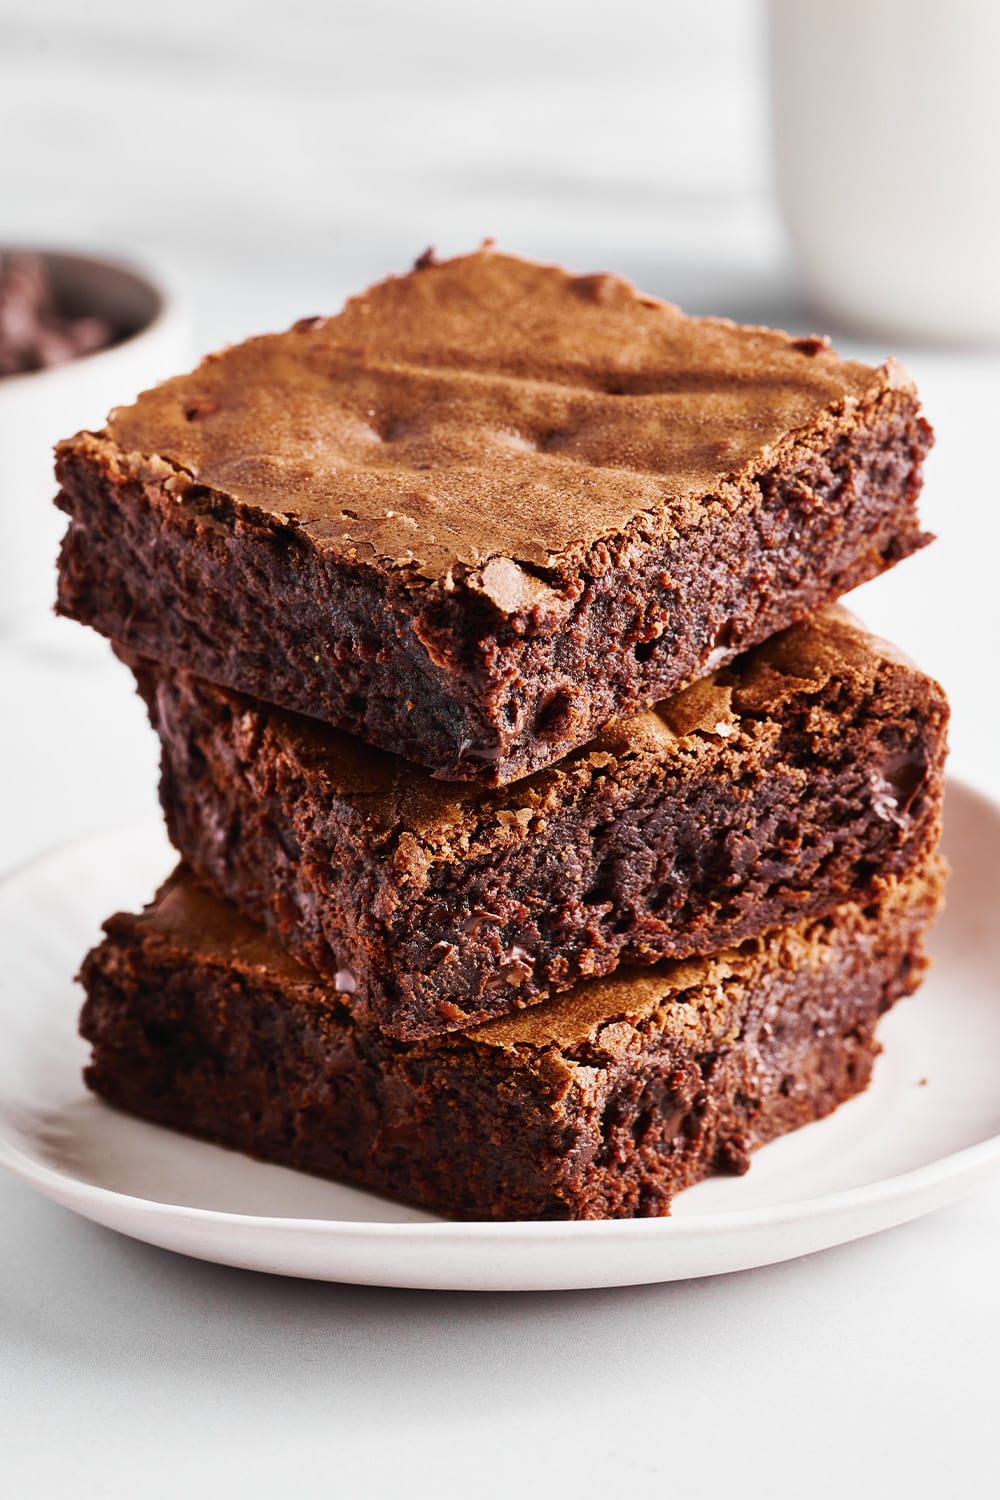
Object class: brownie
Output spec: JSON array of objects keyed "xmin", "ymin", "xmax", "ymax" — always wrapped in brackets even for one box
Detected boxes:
[
  {"xmin": 122, "ymin": 608, "xmax": 948, "ymax": 1040},
  {"xmin": 55, "ymin": 247, "xmax": 933, "ymax": 785},
  {"xmin": 79, "ymin": 857, "xmax": 945, "ymax": 1221}
]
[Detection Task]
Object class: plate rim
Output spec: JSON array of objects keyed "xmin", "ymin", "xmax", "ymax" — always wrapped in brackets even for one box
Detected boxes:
[
  {"xmin": 1, "ymin": 1110, "xmax": 1000, "ymax": 1244},
  {"xmin": 0, "ymin": 774, "xmax": 998, "ymax": 1250}
]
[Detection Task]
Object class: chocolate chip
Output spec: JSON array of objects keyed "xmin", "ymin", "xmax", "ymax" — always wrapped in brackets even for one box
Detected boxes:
[
  {"xmin": 67, "ymin": 315, "xmax": 111, "ymax": 357},
  {"xmin": 0, "ymin": 252, "xmax": 113, "ymax": 376},
  {"xmin": 461, "ymin": 906, "xmax": 504, "ymax": 936},
  {"xmin": 882, "ymin": 748, "xmax": 926, "ymax": 809},
  {"xmin": 183, "ymin": 399, "xmax": 220, "ymax": 422},
  {"xmin": 572, "ymin": 272, "xmax": 621, "ymax": 306}
]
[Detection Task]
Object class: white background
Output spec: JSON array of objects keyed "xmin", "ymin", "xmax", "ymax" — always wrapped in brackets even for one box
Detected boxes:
[{"xmin": 1, "ymin": 2, "xmax": 999, "ymax": 1496}]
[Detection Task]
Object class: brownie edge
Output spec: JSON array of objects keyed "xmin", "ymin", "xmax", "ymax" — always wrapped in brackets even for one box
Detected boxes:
[{"xmin": 79, "ymin": 858, "xmax": 945, "ymax": 1221}]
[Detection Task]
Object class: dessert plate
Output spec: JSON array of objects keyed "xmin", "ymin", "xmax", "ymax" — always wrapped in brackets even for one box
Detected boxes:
[{"xmin": 0, "ymin": 780, "xmax": 998, "ymax": 1293}]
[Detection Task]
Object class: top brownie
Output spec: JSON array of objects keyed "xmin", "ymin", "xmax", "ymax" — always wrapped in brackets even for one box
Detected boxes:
[{"xmin": 55, "ymin": 247, "xmax": 932, "ymax": 784}]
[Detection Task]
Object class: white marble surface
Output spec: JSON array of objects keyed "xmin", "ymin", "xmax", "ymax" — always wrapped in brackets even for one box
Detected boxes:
[{"xmin": 1, "ymin": 3, "xmax": 999, "ymax": 1496}]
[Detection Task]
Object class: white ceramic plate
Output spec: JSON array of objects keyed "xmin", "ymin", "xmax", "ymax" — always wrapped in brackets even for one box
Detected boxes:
[{"xmin": 1, "ymin": 781, "xmax": 998, "ymax": 1292}]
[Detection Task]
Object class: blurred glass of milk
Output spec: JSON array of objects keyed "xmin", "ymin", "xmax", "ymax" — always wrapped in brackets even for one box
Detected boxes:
[{"xmin": 768, "ymin": 0, "xmax": 1000, "ymax": 344}]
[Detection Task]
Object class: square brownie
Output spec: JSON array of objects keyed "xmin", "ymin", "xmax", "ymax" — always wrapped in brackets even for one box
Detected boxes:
[
  {"xmin": 56, "ymin": 247, "xmax": 932, "ymax": 785},
  {"xmin": 79, "ymin": 857, "xmax": 945, "ymax": 1221},
  {"xmin": 123, "ymin": 608, "xmax": 948, "ymax": 1039}
]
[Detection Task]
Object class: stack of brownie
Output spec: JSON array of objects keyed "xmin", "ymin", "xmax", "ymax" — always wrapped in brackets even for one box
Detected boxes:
[{"xmin": 54, "ymin": 248, "xmax": 948, "ymax": 1220}]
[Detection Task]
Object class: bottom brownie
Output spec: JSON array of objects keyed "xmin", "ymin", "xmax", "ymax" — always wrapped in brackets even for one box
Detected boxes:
[{"xmin": 79, "ymin": 858, "xmax": 944, "ymax": 1221}]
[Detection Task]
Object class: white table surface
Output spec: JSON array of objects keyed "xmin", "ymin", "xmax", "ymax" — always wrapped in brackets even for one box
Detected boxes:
[{"xmin": 2, "ymin": 3, "xmax": 999, "ymax": 1496}]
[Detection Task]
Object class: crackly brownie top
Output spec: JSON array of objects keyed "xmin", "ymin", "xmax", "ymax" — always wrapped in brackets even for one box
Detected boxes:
[
  {"xmin": 127, "ymin": 606, "xmax": 943, "ymax": 852},
  {"xmin": 108, "ymin": 858, "xmax": 942, "ymax": 1063},
  {"xmin": 90, "ymin": 246, "xmax": 910, "ymax": 591}
]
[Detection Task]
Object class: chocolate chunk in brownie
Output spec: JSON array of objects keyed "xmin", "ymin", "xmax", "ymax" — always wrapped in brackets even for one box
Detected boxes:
[
  {"xmin": 122, "ymin": 607, "xmax": 948, "ymax": 1039},
  {"xmin": 56, "ymin": 246, "xmax": 932, "ymax": 784},
  {"xmin": 79, "ymin": 856, "xmax": 945, "ymax": 1221}
]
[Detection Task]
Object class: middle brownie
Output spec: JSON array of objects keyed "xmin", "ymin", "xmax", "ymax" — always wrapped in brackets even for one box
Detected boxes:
[{"xmin": 123, "ymin": 607, "xmax": 948, "ymax": 1040}]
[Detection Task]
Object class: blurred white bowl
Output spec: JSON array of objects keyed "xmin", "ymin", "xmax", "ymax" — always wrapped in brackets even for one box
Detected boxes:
[{"xmin": 0, "ymin": 248, "xmax": 190, "ymax": 628}]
